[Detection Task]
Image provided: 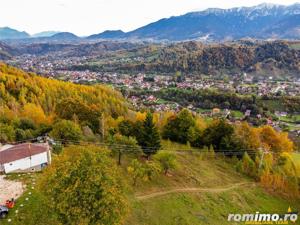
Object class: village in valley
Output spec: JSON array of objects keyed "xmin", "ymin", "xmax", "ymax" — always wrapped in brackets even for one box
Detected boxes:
[{"xmin": 5, "ymin": 54, "xmax": 300, "ymax": 139}]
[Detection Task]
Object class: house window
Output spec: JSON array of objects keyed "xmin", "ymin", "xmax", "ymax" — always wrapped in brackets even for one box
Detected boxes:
[{"xmin": 9, "ymin": 163, "xmax": 13, "ymax": 166}]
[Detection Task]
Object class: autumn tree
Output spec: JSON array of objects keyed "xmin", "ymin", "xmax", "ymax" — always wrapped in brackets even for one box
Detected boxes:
[
  {"xmin": 21, "ymin": 103, "xmax": 49, "ymax": 125},
  {"xmin": 127, "ymin": 159, "xmax": 161, "ymax": 186},
  {"xmin": 233, "ymin": 122, "xmax": 260, "ymax": 155},
  {"xmin": 50, "ymin": 120, "xmax": 82, "ymax": 144},
  {"xmin": 127, "ymin": 159, "xmax": 145, "ymax": 186},
  {"xmin": 259, "ymin": 125, "xmax": 294, "ymax": 154},
  {"xmin": 0, "ymin": 123, "xmax": 15, "ymax": 142},
  {"xmin": 241, "ymin": 152, "xmax": 257, "ymax": 177},
  {"xmin": 38, "ymin": 145, "xmax": 128, "ymax": 225},
  {"xmin": 55, "ymin": 98, "xmax": 102, "ymax": 133},
  {"xmin": 154, "ymin": 152, "xmax": 178, "ymax": 175}
]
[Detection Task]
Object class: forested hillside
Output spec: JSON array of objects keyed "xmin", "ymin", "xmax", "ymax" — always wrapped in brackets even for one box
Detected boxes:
[
  {"xmin": 119, "ymin": 41, "xmax": 300, "ymax": 75},
  {"xmin": 0, "ymin": 63, "xmax": 129, "ymax": 142},
  {"xmin": 73, "ymin": 41, "xmax": 300, "ymax": 77}
]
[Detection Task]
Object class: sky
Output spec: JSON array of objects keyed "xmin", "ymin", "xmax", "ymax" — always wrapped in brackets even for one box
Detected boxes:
[{"xmin": 0, "ymin": 0, "xmax": 299, "ymax": 36}]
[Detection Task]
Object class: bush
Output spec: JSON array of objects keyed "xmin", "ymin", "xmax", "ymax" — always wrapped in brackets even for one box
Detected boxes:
[
  {"xmin": 154, "ymin": 152, "xmax": 178, "ymax": 175},
  {"xmin": 0, "ymin": 123, "xmax": 15, "ymax": 142},
  {"xmin": 127, "ymin": 159, "xmax": 161, "ymax": 186},
  {"xmin": 50, "ymin": 120, "xmax": 82, "ymax": 144}
]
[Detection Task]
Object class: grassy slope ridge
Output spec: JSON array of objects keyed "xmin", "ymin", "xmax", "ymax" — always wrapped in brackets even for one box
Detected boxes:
[
  {"xmin": 2, "ymin": 147, "xmax": 300, "ymax": 225},
  {"xmin": 123, "ymin": 149, "xmax": 300, "ymax": 225},
  {"xmin": 128, "ymin": 188, "xmax": 299, "ymax": 225}
]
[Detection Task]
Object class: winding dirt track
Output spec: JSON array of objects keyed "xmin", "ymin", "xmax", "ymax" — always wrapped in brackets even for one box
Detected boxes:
[{"xmin": 136, "ymin": 182, "xmax": 254, "ymax": 200}]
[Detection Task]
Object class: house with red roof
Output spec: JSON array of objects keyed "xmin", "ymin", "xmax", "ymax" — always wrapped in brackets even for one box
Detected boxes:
[{"xmin": 0, "ymin": 143, "xmax": 51, "ymax": 174}]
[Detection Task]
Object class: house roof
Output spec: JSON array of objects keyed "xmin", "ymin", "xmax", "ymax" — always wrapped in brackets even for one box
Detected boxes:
[
  {"xmin": 0, "ymin": 143, "xmax": 49, "ymax": 164},
  {"xmin": 0, "ymin": 144, "xmax": 13, "ymax": 152}
]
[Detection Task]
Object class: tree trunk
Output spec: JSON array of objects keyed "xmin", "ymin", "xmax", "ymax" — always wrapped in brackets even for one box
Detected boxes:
[
  {"xmin": 118, "ymin": 151, "xmax": 122, "ymax": 165},
  {"xmin": 164, "ymin": 169, "xmax": 168, "ymax": 175}
]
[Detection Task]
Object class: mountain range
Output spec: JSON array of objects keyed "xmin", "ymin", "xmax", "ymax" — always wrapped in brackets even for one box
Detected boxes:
[
  {"xmin": 120, "ymin": 3, "xmax": 300, "ymax": 41},
  {"xmin": 1, "ymin": 3, "xmax": 300, "ymax": 42},
  {"xmin": 0, "ymin": 27, "xmax": 30, "ymax": 40}
]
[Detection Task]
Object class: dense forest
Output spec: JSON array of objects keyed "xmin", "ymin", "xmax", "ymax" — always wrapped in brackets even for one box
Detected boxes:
[
  {"xmin": 0, "ymin": 63, "xmax": 130, "ymax": 142},
  {"xmin": 0, "ymin": 41, "xmax": 145, "ymax": 57},
  {"xmin": 74, "ymin": 41, "xmax": 300, "ymax": 76}
]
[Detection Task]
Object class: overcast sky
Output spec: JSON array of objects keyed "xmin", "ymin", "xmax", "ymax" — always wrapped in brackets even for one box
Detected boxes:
[{"xmin": 1, "ymin": 0, "xmax": 299, "ymax": 36}]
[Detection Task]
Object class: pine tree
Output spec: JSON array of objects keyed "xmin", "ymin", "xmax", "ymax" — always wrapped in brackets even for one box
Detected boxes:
[{"xmin": 139, "ymin": 112, "xmax": 161, "ymax": 158}]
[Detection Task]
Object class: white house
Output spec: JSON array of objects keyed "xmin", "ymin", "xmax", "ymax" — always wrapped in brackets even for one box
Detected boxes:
[{"xmin": 0, "ymin": 143, "xmax": 51, "ymax": 174}]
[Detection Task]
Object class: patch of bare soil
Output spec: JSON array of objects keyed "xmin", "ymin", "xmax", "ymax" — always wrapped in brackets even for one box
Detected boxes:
[{"xmin": 0, "ymin": 175, "xmax": 24, "ymax": 205}]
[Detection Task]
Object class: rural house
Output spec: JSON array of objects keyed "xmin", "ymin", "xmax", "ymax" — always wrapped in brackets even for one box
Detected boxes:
[{"xmin": 0, "ymin": 143, "xmax": 51, "ymax": 174}]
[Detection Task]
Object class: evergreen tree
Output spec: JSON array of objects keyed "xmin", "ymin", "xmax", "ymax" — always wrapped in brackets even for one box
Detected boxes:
[{"xmin": 138, "ymin": 112, "xmax": 161, "ymax": 157}]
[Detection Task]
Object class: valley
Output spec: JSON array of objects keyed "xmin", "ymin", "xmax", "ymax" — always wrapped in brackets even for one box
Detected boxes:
[{"xmin": 0, "ymin": 2, "xmax": 300, "ymax": 225}]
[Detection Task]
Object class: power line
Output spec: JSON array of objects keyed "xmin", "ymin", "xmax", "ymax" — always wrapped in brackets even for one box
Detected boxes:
[
  {"xmin": 50, "ymin": 138, "xmax": 258, "ymax": 151},
  {"xmin": 5, "ymin": 137, "xmax": 259, "ymax": 156}
]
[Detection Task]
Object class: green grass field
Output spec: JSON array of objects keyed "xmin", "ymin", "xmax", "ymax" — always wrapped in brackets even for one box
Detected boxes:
[
  {"xmin": 126, "ymin": 187, "xmax": 299, "ymax": 225},
  {"xmin": 124, "ymin": 152, "xmax": 300, "ymax": 225}
]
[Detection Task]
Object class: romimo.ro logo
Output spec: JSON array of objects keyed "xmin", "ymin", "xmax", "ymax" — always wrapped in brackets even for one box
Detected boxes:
[{"xmin": 228, "ymin": 208, "xmax": 298, "ymax": 224}]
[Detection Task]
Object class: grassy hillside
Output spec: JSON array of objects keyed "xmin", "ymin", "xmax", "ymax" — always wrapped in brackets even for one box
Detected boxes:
[
  {"xmin": 127, "ymin": 187, "xmax": 299, "ymax": 225},
  {"xmin": 2, "ymin": 147, "xmax": 300, "ymax": 225},
  {"xmin": 123, "ymin": 152, "xmax": 300, "ymax": 225}
]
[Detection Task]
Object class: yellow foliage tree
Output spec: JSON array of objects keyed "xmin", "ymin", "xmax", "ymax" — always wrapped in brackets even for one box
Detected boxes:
[
  {"xmin": 21, "ymin": 103, "xmax": 49, "ymax": 124},
  {"xmin": 258, "ymin": 125, "xmax": 294, "ymax": 154}
]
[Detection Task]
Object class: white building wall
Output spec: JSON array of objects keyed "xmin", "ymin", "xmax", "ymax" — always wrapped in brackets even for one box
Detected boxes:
[
  {"xmin": 3, "ymin": 152, "xmax": 49, "ymax": 173},
  {"xmin": 31, "ymin": 152, "xmax": 48, "ymax": 167}
]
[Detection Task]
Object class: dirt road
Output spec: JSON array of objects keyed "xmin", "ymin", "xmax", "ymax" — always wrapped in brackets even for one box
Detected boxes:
[{"xmin": 136, "ymin": 182, "xmax": 254, "ymax": 200}]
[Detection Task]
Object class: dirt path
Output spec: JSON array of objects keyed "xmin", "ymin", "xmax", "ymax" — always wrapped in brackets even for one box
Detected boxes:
[
  {"xmin": 136, "ymin": 182, "xmax": 254, "ymax": 200},
  {"xmin": 0, "ymin": 175, "xmax": 24, "ymax": 204}
]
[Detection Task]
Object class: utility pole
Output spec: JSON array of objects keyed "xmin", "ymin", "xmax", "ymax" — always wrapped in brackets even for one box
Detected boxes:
[
  {"xmin": 102, "ymin": 116, "xmax": 105, "ymax": 141},
  {"xmin": 0, "ymin": 100, "xmax": 3, "ymax": 144},
  {"xmin": 259, "ymin": 147, "xmax": 268, "ymax": 170}
]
